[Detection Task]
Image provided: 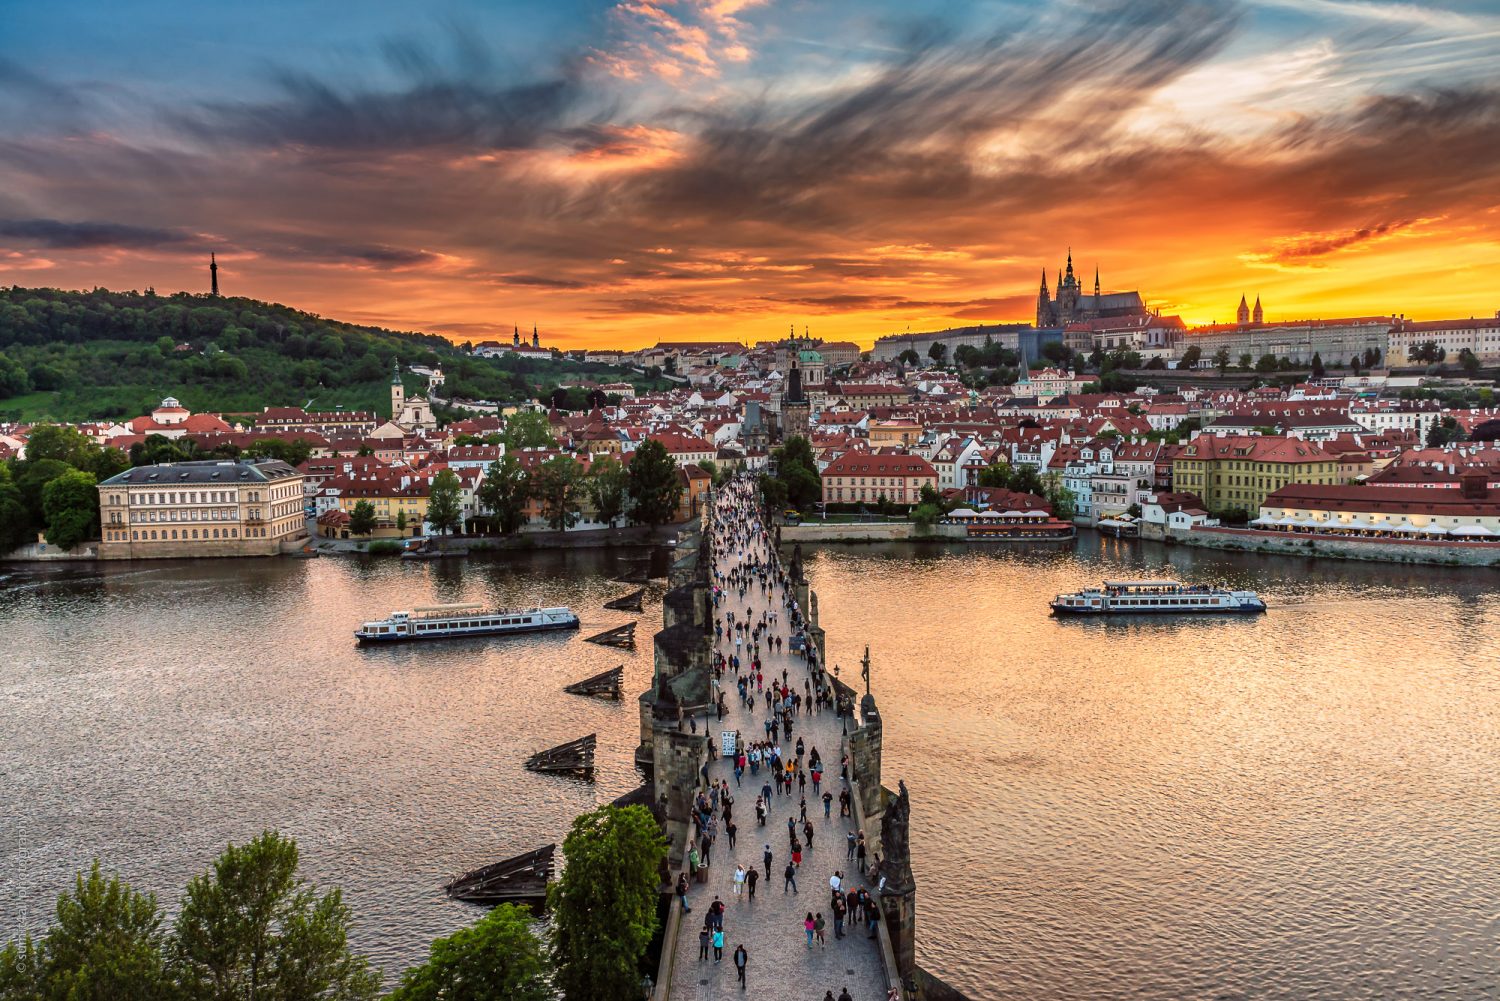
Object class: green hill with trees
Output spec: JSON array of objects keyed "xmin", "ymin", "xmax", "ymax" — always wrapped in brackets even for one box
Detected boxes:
[{"xmin": 0, "ymin": 286, "xmax": 654, "ymax": 422}]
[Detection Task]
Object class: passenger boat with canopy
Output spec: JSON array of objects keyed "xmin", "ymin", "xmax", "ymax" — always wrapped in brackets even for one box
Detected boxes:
[
  {"xmin": 355, "ymin": 603, "xmax": 579, "ymax": 643},
  {"xmin": 1050, "ymin": 579, "xmax": 1266, "ymax": 615}
]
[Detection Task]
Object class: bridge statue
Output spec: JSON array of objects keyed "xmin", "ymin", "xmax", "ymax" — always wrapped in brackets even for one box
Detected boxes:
[{"xmin": 880, "ymin": 780, "xmax": 915, "ymax": 894}]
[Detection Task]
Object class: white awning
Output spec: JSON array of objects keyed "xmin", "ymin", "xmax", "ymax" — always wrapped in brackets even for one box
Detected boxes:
[
  {"xmin": 1299, "ymin": 519, "xmax": 1324, "ymax": 529},
  {"xmin": 1249, "ymin": 515, "xmax": 1275, "ymax": 526},
  {"xmin": 1420, "ymin": 524, "xmax": 1449, "ymax": 535},
  {"xmin": 975, "ymin": 509, "xmax": 1002, "ymax": 518},
  {"xmin": 946, "ymin": 508, "xmax": 977, "ymax": 518},
  {"xmin": 1000, "ymin": 510, "xmax": 1027, "ymax": 518},
  {"xmin": 1343, "ymin": 520, "xmax": 1374, "ymax": 530},
  {"xmin": 1276, "ymin": 516, "xmax": 1299, "ymax": 526},
  {"xmin": 1451, "ymin": 524, "xmax": 1495, "ymax": 537},
  {"xmin": 1389, "ymin": 523, "xmax": 1419, "ymax": 533}
]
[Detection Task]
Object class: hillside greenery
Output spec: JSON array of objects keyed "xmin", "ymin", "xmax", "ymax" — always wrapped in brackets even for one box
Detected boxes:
[{"xmin": 0, "ymin": 286, "xmax": 658, "ymax": 422}]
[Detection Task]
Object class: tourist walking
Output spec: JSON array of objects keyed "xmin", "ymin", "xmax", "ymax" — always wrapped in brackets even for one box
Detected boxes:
[
  {"xmin": 733, "ymin": 944, "xmax": 748, "ymax": 988},
  {"xmin": 712, "ymin": 927, "xmax": 724, "ymax": 963},
  {"xmin": 733, "ymin": 864, "xmax": 746, "ymax": 897},
  {"xmin": 784, "ymin": 861, "xmax": 798, "ymax": 894},
  {"xmin": 804, "ymin": 912, "xmax": 815, "ymax": 948},
  {"xmin": 698, "ymin": 924, "xmax": 710, "ymax": 961}
]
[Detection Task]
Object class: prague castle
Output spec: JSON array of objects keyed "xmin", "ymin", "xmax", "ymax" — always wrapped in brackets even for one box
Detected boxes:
[{"xmin": 1036, "ymin": 251, "xmax": 1148, "ymax": 327}]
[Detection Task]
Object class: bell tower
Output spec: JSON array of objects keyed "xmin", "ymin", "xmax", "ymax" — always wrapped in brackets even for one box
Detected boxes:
[{"xmin": 390, "ymin": 361, "xmax": 405, "ymax": 420}]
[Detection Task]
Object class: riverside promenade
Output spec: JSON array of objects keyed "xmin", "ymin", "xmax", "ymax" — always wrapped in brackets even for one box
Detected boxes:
[{"xmin": 665, "ymin": 484, "xmax": 887, "ymax": 1000}]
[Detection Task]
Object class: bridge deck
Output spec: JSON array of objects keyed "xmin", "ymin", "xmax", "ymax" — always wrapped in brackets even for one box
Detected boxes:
[{"xmin": 668, "ymin": 489, "xmax": 887, "ymax": 1001}]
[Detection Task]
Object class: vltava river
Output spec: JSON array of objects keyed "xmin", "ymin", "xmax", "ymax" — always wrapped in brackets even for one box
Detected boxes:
[
  {"xmin": 807, "ymin": 536, "xmax": 1500, "ymax": 1000},
  {"xmin": 2, "ymin": 538, "xmax": 1497, "ymax": 999}
]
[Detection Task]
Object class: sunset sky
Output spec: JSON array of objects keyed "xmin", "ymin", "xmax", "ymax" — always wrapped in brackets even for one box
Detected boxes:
[{"xmin": 1, "ymin": 0, "xmax": 1498, "ymax": 349}]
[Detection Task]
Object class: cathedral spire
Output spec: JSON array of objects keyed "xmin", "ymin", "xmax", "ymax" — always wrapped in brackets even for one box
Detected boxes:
[
  {"xmin": 1094, "ymin": 265, "xmax": 1100, "ymax": 299},
  {"xmin": 1039, "ymin": 268, "xmax": 1049, "ymax": 294},
  {"xmin": 1236, "ymin": 295, "xmax": 1250, "ymax": 326},
  {"xmin": 1252, "ymin": 295, "xmax": 1263, "ymax": 325},
  {"xmin": 1065, "ymin": 249, "xmax": 1074, "ymax": 281}
]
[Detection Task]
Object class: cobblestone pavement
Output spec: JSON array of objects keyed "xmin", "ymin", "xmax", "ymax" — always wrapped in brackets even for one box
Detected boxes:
[{"xmin": 667, "ymin": 489, "xmax": 887, "ymax": 1001}]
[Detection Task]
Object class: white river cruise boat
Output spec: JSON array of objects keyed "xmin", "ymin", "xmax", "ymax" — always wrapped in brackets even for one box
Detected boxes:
[
  {"xmin": 1050, "ymin": 579, "xmax": 1266, "ymax": 616},
  {"xmin": 355, "ymin": 603, "xmax": 580, "ymax": 643}
]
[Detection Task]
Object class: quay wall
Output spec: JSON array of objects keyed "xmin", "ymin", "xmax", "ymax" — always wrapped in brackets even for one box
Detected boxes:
[
  {"xmin": 0, "ymin": 540, "xmax": 98, "ymax": 561},
  {"xmin": 1159, "ymin": 525, "xmax": 1500, "ymax": 567}
]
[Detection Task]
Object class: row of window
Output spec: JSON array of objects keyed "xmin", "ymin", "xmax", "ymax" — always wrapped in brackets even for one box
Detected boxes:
[
  {"xmin": 107, "ymin": 527, "xmax": 240, "ymax": 541},
  {"xmin": 825, "ymin": 476, "xmax": 933, "ymax": 487},
  {"xmin": 826, "ymin": 488, "xmax": 917, "ymax": 501},
  {"xmin": 112, "ymin": 507, "xmax": 241, "ymax": 524},
  {"xmin": 104, "ymin": 524, "xmax": 288, "ymax": 543}
]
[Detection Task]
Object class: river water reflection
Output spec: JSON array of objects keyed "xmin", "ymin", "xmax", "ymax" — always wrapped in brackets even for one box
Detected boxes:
[
  {"xmin": 807, "ymin": 535, "xmax": 1500, "ymax": 1000},
  {"xmin": 2, "ymin": 537, "xmax": 1498, "ymax": 999}
]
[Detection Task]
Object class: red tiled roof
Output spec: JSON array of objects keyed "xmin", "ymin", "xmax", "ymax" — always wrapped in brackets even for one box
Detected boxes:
[
  {"xmin": 822, "ymin": 452, "xmax": 937, "ymax": 477},
  {"xmin": 1266, "ymin": 483, "xmax": 1500, "ymax": 516}
]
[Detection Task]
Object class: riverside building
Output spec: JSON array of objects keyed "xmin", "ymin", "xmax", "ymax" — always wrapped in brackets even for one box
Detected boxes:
[{"xmin": 97, "ymin": 459, "xmax": 307, "ymax": 558}]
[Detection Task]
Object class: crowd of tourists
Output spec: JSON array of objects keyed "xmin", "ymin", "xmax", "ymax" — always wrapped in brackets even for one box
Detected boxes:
[{"xmin": 672, "ymin": 474, "xmax": 894, "ymax": 1000}]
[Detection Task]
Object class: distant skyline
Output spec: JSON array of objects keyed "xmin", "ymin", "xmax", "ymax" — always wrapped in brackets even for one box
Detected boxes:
[{"xmin": 1, "ymin": 0, "xmax": 1498, "ymax": 348}]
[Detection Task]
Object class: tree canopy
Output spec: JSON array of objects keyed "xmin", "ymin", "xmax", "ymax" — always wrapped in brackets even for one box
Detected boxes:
[
  {"xmin": 390, "ymin": 904, "xmax": 548, "ymax": 1001},
  {"xmin": 770, "ymin": 436, "xmax": 820, "ymax": 511},
  {"xmin": 549, "ymin": 805, "xmax": 667, "ymax": 1001},
  {"xmin": 426, "ymin": 469, "xmax": 464, "ymax": 535},
  {"xmin": 626, "ymin": 440, "xmax": 682, "ymax": 526},
  {"xmin": 40, "ymin": 469, "xmax": 97, "ymax": 551},
  {"xmin": 0, "ymin": 832, "xmax": 379, "ymax": 1001},
  {"xmin": 532, "ymin": 455, "xmax": 584, "ymax": 531},
  {"xmin": 348, "ymin": 500, "xmax": 377, "ymax": 537},
  {"xmin": 585, "ymin": 455, "xmax": 629, "ymax": 528},
  {"xmin": 476, "ymin": 455, "xmax": 530, "ymax": 535}
]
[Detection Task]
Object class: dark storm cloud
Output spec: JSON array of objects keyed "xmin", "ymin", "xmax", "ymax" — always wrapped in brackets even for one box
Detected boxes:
[
  {"xmin": 175, "ymin": 75, "xmax": 577, "ymax": 153},
  {"xmin": 594, "ymin": 295, "xmax": 734, "ymax": 315},
  {"xmin": 170, "ymin": 29, "xmax": 583, "ymax": 154},
  {"xmin": 629, "ymin": 0, "xmax": 1240, "ymax": 224},
  {"xmin": 1249, "ymin": 219, "xmax": 1417, "ymax": 265},
  {"xmin": 491, "ymin": 273, "xmax": 590, "ymax": 289},
  {"xmin": 253, "ymin": 238, "xmax": 445, "ymax": 269},
  {"xmin": 0, "ymin": 217, "xmax": 208, "ymax": 250}
]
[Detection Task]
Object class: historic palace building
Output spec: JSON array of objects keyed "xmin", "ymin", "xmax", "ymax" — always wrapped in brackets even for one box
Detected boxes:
[{"xmin": 98, "ymin": 459, "xmax": 307, "ymax": 558}]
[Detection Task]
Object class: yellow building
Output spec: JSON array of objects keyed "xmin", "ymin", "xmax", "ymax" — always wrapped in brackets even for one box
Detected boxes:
[
  {"xmin": 333, "ymin": 477, "xmax": 430, "ymax": 538},
  {"xmin": 1172, "ymin": 435, "xmax": 1341, "ymax": 514},
  {"xmin": 98, "ymin": 459, "xmax": 307, "ymax": 558},
  {"xmin": 866, "ymin": 419, "xmax": 922, "ymax": 449}
]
